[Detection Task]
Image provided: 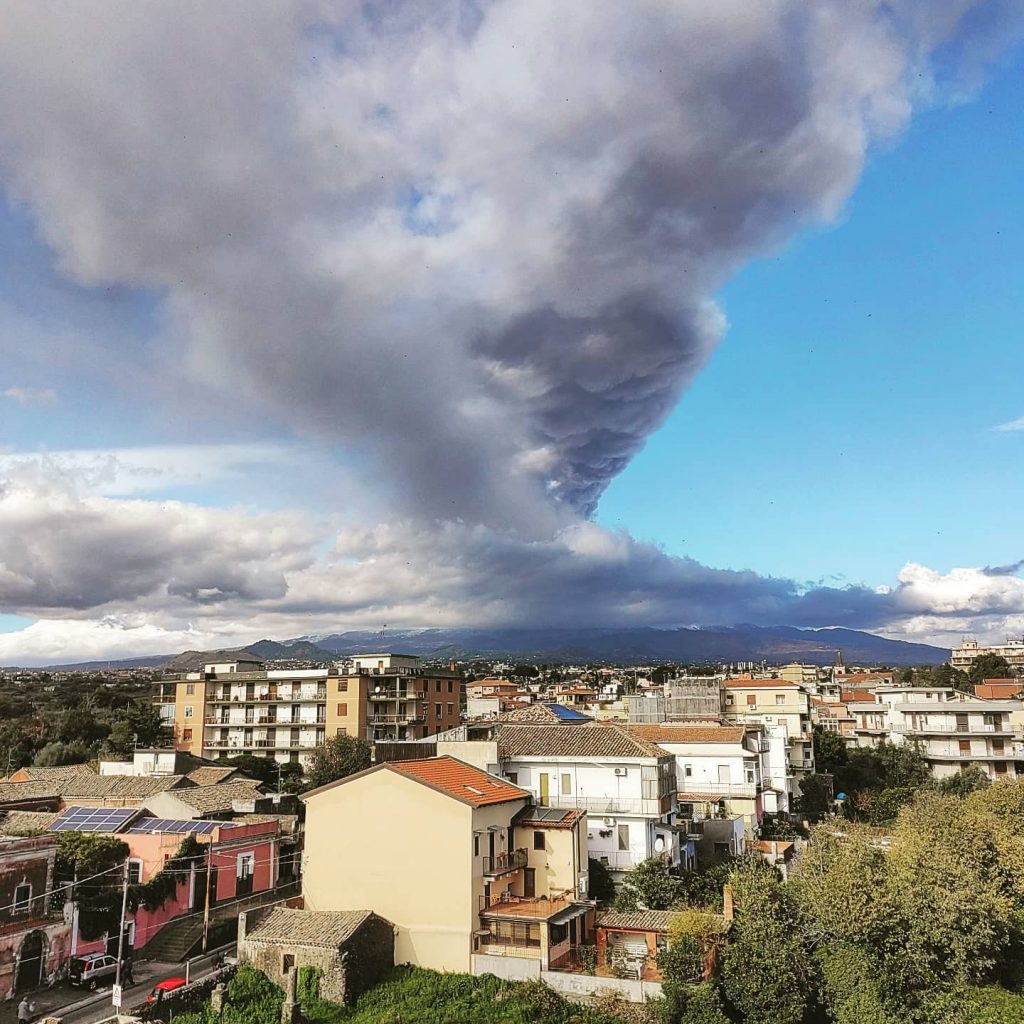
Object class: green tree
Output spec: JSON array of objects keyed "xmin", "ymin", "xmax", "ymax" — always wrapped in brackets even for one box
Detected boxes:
[
  {"xmin": 34, "ymin": 741, "xmax": 91, "ymax": 766},
  {"xmin": 813, "ymin": 725, "xmax": 849, "ymax": 775},
  {"xmin": 720, "ymin": 862, "xmax": 810, "ymax": 1024},
  {"xmin": 305, "ymin": 733, "xmax": 372, "ymax": 790},
  {"xmin": 938, "ymin": 766, "xmax": 991, "ymax": 797},
  {"xmin": 103, "ymin": 700, "xmax": 167, "ymax": 756},
  {"xmin": 614, "ymin": 857, "xmax": 683, "ymax": 911},
  {"xmin": 796, "ymin": 774, "xmax": 832, "ymax": 817},
  {"xmin": 223, "ymin": 754, "xmax": 303, "ymax": 790},
  {"xmin": 968, "ymin": 654, "xmax": 1014, "ymax": 686},
  {"xmin": 587, "ymin": 857, "xmax": 616, "ymax": 906}
]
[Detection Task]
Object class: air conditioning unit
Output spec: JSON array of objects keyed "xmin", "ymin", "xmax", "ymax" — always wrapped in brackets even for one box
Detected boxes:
[
  {"xmin": 613, "ymin": 767, "xmax": 627, "ymax": 777},
  {"xmin": 602, "ymin": 817, "xmax": 615, "ymax": 827}
]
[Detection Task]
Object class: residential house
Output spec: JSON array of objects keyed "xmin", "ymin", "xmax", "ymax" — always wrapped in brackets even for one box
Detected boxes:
[
  {"xmin": 455, "ymin": 724, "xmax": 681, "ymax": 877},
  {"xmin": 238, "ymin": 907, "xmax": 394, "ymax": 1005},
  {"xmin": 143, "ymin": 780, "xmax": 275, "ymax": 821},
  {"xmin": 4, "ymin": 765, "xmax": 95, "ymax": 785},
  {"xmin": 951, "ymin": 638, "xmax": 1024, "ymax": 673},
  {"xmin": 723, "ymin": 678, "xmax": 814, "ymax": 778},
  {"xmin": 0, "ymin": 835, "xmax": 71, "ymax": 1000},
  {"xmin": 301, "ymin": 756, "xmax": 592, "ymax": 974}
]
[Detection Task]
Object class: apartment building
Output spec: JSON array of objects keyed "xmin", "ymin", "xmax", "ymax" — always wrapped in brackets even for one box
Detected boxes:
[
  {"xmin": 723, "ymin": 678, "xmax": 814, "ymax": 777},
  {"xmin": 951, "ymin": 637, "xmax": 1024, "ymax": 673},
  {"xmin": 301, "ymin": 756, "xmax": 593, "ymax": 974},
  {"xmin": 619, "ymin": 724, "xmax": 782, "ymax": 827},
  {"xmin": 162, "ymin": 654, "xmax": 463, "ymax": 765},
  {"xmin": 868, "ymin": 686, "xmax": 1024, "ymax": 780},
  {"xmin": 439, "ymin": 724, "xmax": 680, "ymax": 877}
]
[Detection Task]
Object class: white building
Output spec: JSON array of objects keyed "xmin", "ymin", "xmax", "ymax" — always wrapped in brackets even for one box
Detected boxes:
[
  {"xmin": 852, "ymin": 686, "xmax": 1024, "ymax": 780},
  {"xmin": 439, "ymin": 724, "xmax": 683, "ymax": 876}
]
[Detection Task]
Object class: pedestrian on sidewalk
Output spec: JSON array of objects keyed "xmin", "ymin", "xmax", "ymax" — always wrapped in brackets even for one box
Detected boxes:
[{"xmin": 17, "ymin": 996, "xmax": 33, "ymax": 1024}]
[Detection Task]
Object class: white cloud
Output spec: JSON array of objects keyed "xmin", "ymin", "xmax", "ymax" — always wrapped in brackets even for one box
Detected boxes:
[
  {"xmin": 3, "ymin": 386, "xmax": 57, "ymax": 406},
  {"xmin": 992, "ymin": 415, "xmax": 1024, "ymax": 432}
]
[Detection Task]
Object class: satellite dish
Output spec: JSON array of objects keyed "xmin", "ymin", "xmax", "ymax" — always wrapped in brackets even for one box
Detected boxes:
[{"xmin": 654, "ymin": 836, "xmax": 665, "ymax": 853}]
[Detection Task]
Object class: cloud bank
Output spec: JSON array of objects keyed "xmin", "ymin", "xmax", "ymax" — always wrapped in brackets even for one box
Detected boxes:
[{"xmin": 0, "ymin": 1, "xmax": 1022, "ymax": 661}]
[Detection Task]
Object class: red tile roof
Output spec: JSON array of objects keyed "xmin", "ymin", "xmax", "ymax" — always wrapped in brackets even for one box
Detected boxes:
[
  {"xmin": 618, "ymin": 725, "xmax": 746, "ymax": 744},
  {"xmin": 389, "ymin": 756, "xmax": 528, "ymax": 807},
  {"xmin": 724, "ymin": 678, "xmax": 797, "ymax": 689}
]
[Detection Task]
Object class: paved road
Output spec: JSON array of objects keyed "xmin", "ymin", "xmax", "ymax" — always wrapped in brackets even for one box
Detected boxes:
[{"xmin": 4, "ymin": 948, "xmax": 233, "ymax": 1024}]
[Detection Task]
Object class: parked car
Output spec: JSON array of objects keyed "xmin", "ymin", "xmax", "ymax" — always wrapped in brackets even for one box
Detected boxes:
[
  {"xmin": 147, "ymin": 977, "xmax": 187, "ymax": 1003},
  {"xmin": 68, "ymin": 953, "xmax": 119, "ymax": 990}
]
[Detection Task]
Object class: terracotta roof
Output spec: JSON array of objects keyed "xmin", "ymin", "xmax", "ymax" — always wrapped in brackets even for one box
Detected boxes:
[
  {"xmin": 0, "ymin": 781, "xmax": 61, "ymax": 803},
  {"xmin": 678, "ymin": 791, "xmax": 736, "ymax": 803},
  {"xmin": 186, "ymin": 767, "xmax": 239, "ymax": 787},
  {"xmin": 597, "ymin": 910, "xmax": 673, "ymax": 932},
  {"xmin": 60, "ymin": 775, "xmax": 189, "ymax": 801},
  {"xmin": 389, "ymin": 756, "xmax": 528, "ymax": 808},
  {"xmin": 499, "ymin": 724, "xmax": 665, "ymax": 759},
  {"xmin": 725, "ymin": 678, "xmax": 797, "ymax": 689},
  {"xmin": 166, "ymin": 780, "xmax": 265, "ymax": 814},
  {"xmin": 246, "ymin": 908, "xmax": 378, "ymax": 947},
  {"xmin": 495, "ymin": 704, "xmax": 593, "ymax": 725},
  {"xmin": 10, "ymin": 764, "xmax": 97, "ymax": 784},
  {"xmin": 236, "ymin": 813, "xmax": 298, "ymax": 834},
  {"xmin": 0, "ymin": 810, "xmax": 59, "ymax": 834},
  {"xmin": 751, "ymin": 840, "xmax": 795, "ymax": 856},
  {"xmin": 618, "ymin": 725, "xmax": 746, "ymax": 744}
]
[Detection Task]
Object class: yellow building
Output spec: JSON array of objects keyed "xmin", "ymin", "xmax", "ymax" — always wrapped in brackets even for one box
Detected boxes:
[
  {"xmin": 301, "ymin": 755, "xmax": 593, "ymax": 973},
  {"xmin": 723, "ymin": 678, "xmax": 814, "ymax": 775},
  {"xmin": 163, "ymin": 655, "xmax": 463, "ymax": 765}
]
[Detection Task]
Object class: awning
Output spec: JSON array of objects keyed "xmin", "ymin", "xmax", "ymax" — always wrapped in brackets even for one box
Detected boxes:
[{"xmin": 548, "ymin": 903, "xmax": 592, "ymax": 926}]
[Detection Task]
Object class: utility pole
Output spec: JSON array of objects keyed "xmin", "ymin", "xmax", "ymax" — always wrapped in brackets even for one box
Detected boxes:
[
  {"xmin": 113, "ymin": 858, "xmax": 130, "ymax": 1007},
  {"xmin": 201, "ymin": 842, "xmax": 213, "ymax": 952}
]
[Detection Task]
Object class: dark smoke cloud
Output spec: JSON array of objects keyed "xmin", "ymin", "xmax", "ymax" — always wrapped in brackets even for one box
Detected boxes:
[{"xmin": 0, "ymin": 1, "xmax": 1022, "ymax": 660}]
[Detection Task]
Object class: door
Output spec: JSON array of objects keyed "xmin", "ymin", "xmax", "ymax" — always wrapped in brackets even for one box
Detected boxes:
[
  {"xmin": 524, "ymin": 868, "xmax": 536, "ymax": 898},
  {"xmin": 539, "ymin": 773, "xmax": 550, "ymax": 807},
  {"xmin": 15, "ymin": 932, "xmax": 44, "ymax": 993},
  {"xmin": 717, "ymin": 764, "xmax": 731, "ymax": 784}
]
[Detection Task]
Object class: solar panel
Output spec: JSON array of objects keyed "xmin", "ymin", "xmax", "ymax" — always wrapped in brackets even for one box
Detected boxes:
[
  {"xmin": 47, "ymin": 806, "xmax": 138, "ymax": 833},
  {"xmin": 127, "ymin": 817, "xmax": 230, "ymax": 835}
]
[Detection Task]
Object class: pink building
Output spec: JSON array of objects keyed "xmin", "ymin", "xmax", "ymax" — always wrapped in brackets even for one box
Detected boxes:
[{"xmin": 70, "ymin": 819, "xmax": 281, "ymax": 959}]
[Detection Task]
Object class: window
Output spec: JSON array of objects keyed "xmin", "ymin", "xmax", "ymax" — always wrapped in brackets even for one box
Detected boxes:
[
  {"xmin": 775, "ymin": 694, "xmax": 785, "ymax": 705},
  {"xmin": 959, "ymin": 740, "xmax": 971, "ymax": 754},
  {"xmin": 336, "ymin": 703, "xmax": 348, "ymax": 716},
  {"xmin": 13, "ymin": 883, "xmax": 31, "ymax": 913},
  {"xmin": 182, "ymin": 728, "xmax": 193, "ymax": 742},
  {"xmin": 435, "ymin": 704, "xmax": 442, "ymax": 717},
  {"xmin": 337, "ymin": 680, "xmax": 348, "ymax": 693},
  {"xmin": 128, "ymin": 859, "xmax": 143, "ymax": 885},
  {"xmin": 335, "ymin": 726, "xmax": 348, "ymax": 737},
  {"xmin": 684, "ymin": 764, "xmax": 693, "ymax": 778},
  {"xmin": 725, "ymin": 695, "xmax": 734, "ymax": 704},
  {"xmin": 746, "ymin": 695, "xmax": 757, "ymax": 707},
  {"xmin": 474, "ymin": 835, "xmax": 480, "ymax": 857},
  {"xmin": 745, "ymin": 769, "xmax": 755, "ymax": 785},
  {"xmin": 534, "ymin": 831, "xmax": 545, "ymax": 851},
  {"xmin": 184, "ymin": 705, "xmax": 194, "ymax": 718},
  {"xmin": 237, "ymin": 852, "xmax": 255, "ymax": 879},
  {"xmin": 185, "ymin": 683, "xmax": 195, "ymax": 695},
  {"xmin": 994, "ymin": 761, "xmax": 1008, "ymax": 775},
  {"xmin": 561, "ymin": 773, "xmax": 571, "ymax": 796},
  {"xmin": 448, "ymin": 681, "xmax": 453, "ymax": 693},
  {"xmin": 617, "ymin": 824, "xmax": 629, "ymax": 851},
  {"xmin": 283, "ymin": 954, "xmax": 295, "ymax": 972},
  {"xmin": 436, "ymin": 680, "xmax": 442, "ymax": 692},
  {"xmin": 550, "ymin": 922, "xmax": 569, "ymax": 944},
  {"xmin": 506, "ymin": 772, "xmax": 518, "ymax": 784},
  {"xmin": 447, "ymin": 703, "xmax": 454, "ymax": 717}
]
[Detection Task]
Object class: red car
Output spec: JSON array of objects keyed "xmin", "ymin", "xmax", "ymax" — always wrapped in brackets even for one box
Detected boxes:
[{"xmin": 147, "ymin": 978, "xmax": 187, "ymax": 1003}]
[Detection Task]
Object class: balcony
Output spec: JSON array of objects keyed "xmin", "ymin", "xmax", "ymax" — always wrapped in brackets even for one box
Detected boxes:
[
  {"xmin": 369, "ymin": 713, "xmax": 426, "ymax": 725},
  {"xmin": 892, "ymin": 722, "xmax": 1012, "ymax": 735},
  {"xmin": 368, "ymin": 689, "xmax": 425, "ymax": 701},
  {"xmin": 482, "ymin": 849, "xmax": 528, "ymax": 878},
  {"xmin": 479, "ymin": 891, "xmax": 584, "ymax": 920},
  {"xmin": 590, "ymin": 850, "xmax": 645, "ymax": 871},
  {"xmin": 679, "ymin": 781, "xmax": 760, "ymax": 799},
  {"xmin": 542, "ymin": 794, "xmax": 671, "ymax": 817}
]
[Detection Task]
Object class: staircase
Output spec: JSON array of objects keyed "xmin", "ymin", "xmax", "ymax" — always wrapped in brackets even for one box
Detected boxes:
[{"xmin": 141, "ymin": 915, "xmax": 205, "ymax": 963}]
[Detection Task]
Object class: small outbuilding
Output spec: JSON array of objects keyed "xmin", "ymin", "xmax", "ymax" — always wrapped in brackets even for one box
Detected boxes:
[{"xmin": 238, "ymin": 907, "xmax": 394, "ymax": 1005}]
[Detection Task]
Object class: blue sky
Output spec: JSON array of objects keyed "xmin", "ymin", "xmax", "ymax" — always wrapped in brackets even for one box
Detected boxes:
[{"xmin": 598, "ymin": 51, "xmax": 1024, "ymax": 586}]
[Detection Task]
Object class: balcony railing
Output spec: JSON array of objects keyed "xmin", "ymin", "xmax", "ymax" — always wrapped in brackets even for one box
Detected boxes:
[
  {"xmin": 541, "ymin": 794, "xmax": 671, "ymax": 816},
  {"xmin": 892, "ymin": 722, "xmax": 1012, "ymax": 735},
  {"xmin": 482, "ymin": 849, "xmax": 528, "ymax": 877},
  {"xmin": 368, "ymin": 689, "xmax": 426, "ymax": 701},
  {"xmin": 590, "ymin": 850, "xmax": 645, "ymax": 871},
  {"xmin": 369, "ymin": 713, "xmax": 426, "ymax": 724},
  {"xmin": 679, "ymin": 781, "xmax": 760, "ymax": 798}
]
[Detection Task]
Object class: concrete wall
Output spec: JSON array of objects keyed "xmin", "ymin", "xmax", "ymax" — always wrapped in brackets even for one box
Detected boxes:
[{"xmin": 469, "ymin": 955, "xmax": 663, "ymax": 1003}]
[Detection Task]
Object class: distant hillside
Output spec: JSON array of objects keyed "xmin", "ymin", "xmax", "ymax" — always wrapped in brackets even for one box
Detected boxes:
[
  {"xmin": 301, "ymin": 625, "xmax": 948, "ymax": 666},
  {"xmin": 162, "ymin": 639, "xmax": 338, "ymax": 672}
]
